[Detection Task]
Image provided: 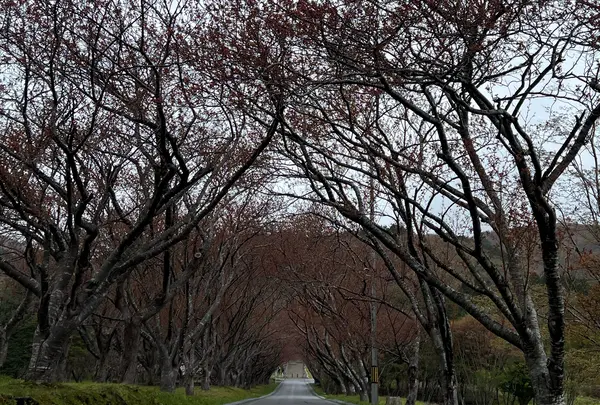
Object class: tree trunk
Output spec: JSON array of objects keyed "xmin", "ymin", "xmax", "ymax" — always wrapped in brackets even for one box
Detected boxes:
[
  {"xmin": 345, "ymin": 380, "xmax": 355, "ymax": 395},
  {"xmin": 336, "ymin": 375, "xmax": 347, "ymax": 394},
  {"xmin": 536, "ymin": 231, "xmax": 565, "ymax": 405},
  {"xmin": 359, "ymin": 390, "xmax": 368, "ymax": 402},
  {"xmin": 425, "ymin": 287, "xmax": 458, "ymax": 405},
  {"xmin": 26, "ymin": 326, "xmax": 71, "ymax": 382},
  {"xmin": 95, "ymin": 352, "xmax": 109, "ymax": 382},
  {"xmin": 0, "ymin": 328, "xmax": 8, "ymax": 369},
  {"xmin": 524, "ymin": 349, "xmax": 565, "ymax": 405},
  {"xmin": 159, "ymin": 356, "xmax": 178, "ymax": 393},
  {"xmin": 406, "ymin": 333, "xmax": 421, "ymax": 405},
  {"xmin": 183, "ymin": 344, "xmax": 195, "ymax": 396},
  {"xmin": 441, "ymin": 366, "xmax": 458, "ymax": 405},
  {"xmin": 202, "ymin": 366, "xmax": 211, "ymax": 390},
  {"xmin": 119, "ymin": 318, "xmax": 141, "ymax": 384},
  {"xmin": 516, "ymin": 281, "xmax": 565, "ymax": 405},
  {"xmin": 234, "ymin": 369, "xmax": 242, "ymax": 387},
  {"xmin": 184, "ymin": 372, "xmax": 195, "ymax": 396},
  {"xmin": 356, "ymin": 359, "xmax": 370, "ymax": 403},
  {"xmin": 219, "ymin": 366, "xmax": 227, "ymax": 386},
  {"xmin": 94, "ymin": 330, "xmax": 115, "ymax": 382},
  {"xmin": 429, "ymin": 326, "xmax": 458, "ymax": 405}
]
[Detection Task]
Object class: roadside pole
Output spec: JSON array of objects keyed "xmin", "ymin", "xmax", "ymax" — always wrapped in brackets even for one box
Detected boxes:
[
  {"xmin": 371, "ymin": 279, "xmax": 378, "ymax": 405},
  {"xmin": 369, "ymin": 179, "xmax": 378, "ymax": 405}
]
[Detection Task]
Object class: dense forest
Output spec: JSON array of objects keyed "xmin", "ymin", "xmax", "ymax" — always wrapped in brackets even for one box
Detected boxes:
[{"xmin": 1, "ymin": 1, "xmax": 600, "ymax": 405}]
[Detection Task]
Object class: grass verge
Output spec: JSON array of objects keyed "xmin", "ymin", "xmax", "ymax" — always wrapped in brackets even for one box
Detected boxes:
[
  {"xmin": 574, "ymin": 398, "xmax": 600, "ymax": 405},
  {"xmin": 0, "ymin": 375, "xmax": 278, "ymax": 405},
  {"xmin": 311, "ymin": 385, "xmax": 600, "ymax": 405},
  {"xmin": 311, "ymin": 385, "xmax": 428, "ymax": 405}
]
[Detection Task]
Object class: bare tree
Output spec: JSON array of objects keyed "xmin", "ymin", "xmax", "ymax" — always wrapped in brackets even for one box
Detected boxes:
[
  {"xmin": 0, "ymin": 0, "xmax": 282, "ymax": 382},
  {"xmin": 276, "ymin": 220, "xmax": 416, "ymax": 402},
  {"xmin": 218, "ymin": 1, "xmax": 600, "ymax": 404}
]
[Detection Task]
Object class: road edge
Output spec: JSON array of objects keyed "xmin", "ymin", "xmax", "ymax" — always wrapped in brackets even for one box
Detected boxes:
[
  {"xmin": 306, "ymin": 382, "xmax": 356, "ymax": 405},
  {"xmin": 306, "ymin": 382, "xmax": 326, "ymax": 399},
  {"xmin": 223, "ymin": 382, "xmax": 283, "ymax": 405}
]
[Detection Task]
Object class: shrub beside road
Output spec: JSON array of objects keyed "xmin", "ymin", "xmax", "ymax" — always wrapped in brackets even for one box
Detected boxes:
[{"xmin": 0, "ymin": 376, "xmax": 278, "ymax": 405}]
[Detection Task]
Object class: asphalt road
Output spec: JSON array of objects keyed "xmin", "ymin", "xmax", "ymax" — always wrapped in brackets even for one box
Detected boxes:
[{"xmin": 239, "ymin": 379, "xmax": 334, "ymax": 405}]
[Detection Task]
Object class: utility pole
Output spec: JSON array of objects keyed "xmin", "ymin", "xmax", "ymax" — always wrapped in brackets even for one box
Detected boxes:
[
  {"xmin": 369, "ymin": 179, "xmax": 379, "ymax": 405},
  {"xmin": 371, "ymin": 278, "xmax": 378, "ymax": 405}
]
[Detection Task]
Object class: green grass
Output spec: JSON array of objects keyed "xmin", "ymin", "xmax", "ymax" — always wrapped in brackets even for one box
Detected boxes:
[
  {"xmin": 0, "ymin": 375, "xmax": 278, "ymax": 405},
  {"xmin": 311, "ymin": 385, "xmax": 428, "ymax": 405},
  {"xmin": 574, "ymin": 397, "xmax": 600, "ymax": 405},
  {"xmin": 311, "ymin": 385, "xmax": 600, "ymax": 405}
]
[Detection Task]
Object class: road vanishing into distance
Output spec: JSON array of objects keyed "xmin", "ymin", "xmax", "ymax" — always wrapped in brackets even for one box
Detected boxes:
[{"xmin": 236, "ymin": 379, "xmax": 334, "ymax": 405}]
